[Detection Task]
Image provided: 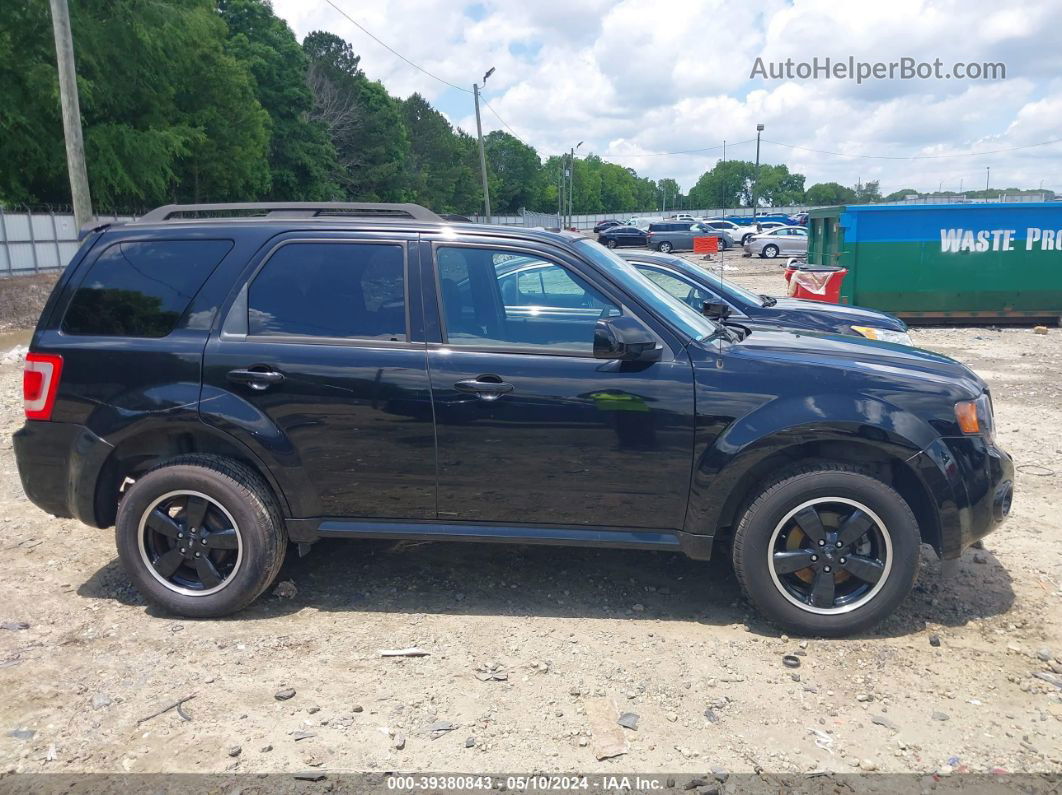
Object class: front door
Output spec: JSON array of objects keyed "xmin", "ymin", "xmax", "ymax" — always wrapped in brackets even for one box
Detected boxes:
[
  {"xmin": 202, "ymin": 234, "xmax": 436, "ymax": 519},
  {"xmin": 423, "ymin": 239, "xmax": 695, "ymax": 530}
]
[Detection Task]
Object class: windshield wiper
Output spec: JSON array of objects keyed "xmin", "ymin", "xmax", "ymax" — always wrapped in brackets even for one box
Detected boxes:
[{"xmin": 759, "ymin": 294, "xmax": 777, "ymax": 307}]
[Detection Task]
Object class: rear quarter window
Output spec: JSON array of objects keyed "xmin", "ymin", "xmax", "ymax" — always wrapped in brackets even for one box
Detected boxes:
[{"xmin": 62, "ymin": 239, "xmax": 232, "ymax": 337}]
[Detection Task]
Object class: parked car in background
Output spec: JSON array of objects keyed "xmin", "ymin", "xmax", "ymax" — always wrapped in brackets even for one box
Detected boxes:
[
  {"xmin": 598, "ymin": 224, "xmax": 648, "ymax": 248},
  {"xmin": 757, "ymin": 221, "xmax": 787, "ymax": 232},
  {"xmin": 703, "ymin": 218, "xmax": 760, "ymax": 245},
  {"xmin": 619, "ymin": 251, "xmax": 912, "ymax": 343},
  {"xmin": 745, "ymin": 226, "xmax": 808, "ymax": 258},
  {"xmin": 624, "ymin": 217, "xmax": 659, "ymax": 231},
  {"xmin": 792, "ymin": 212, "xmax": 809, "ymax": 226},
  {"xmin": 593, "ymin": 219, "xmax": 622, "ymax": 233},
  {"xmin": 646, "ymin": 221, "xmax": 729, "ymax": 253},
  {"xmin": 672, "ymin": 214, "xmax": 698, "ymax": 223}
]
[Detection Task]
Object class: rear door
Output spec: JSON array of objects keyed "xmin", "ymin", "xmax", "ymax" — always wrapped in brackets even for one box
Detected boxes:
[
  {"xmin": 421, "ymin": 235, "xmax": 695, "ymax": 530},
  {"xmin": 201, "ymin": 232, "xmax": 436, "ymax": 520}
]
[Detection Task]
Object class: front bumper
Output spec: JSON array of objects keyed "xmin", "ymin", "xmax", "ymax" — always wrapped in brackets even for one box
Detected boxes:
[
  {"xmin": 13, "ymin": 421, "xmax": 114, "ymax": 527},
  {"xmin": 908, "ymin": 435, "xmax": 1013, "ymax": 559}
]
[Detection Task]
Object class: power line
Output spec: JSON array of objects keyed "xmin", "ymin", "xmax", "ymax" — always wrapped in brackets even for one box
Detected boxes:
[
  {"xmin": 481, "ymin": 98, "xmax": 530, "ymax": 146},
  {"xmin": 324, "ymin": 0, "xmax": 471, "ymax": 94},
  {"xmin": 607, "ymin": 139, "xmax": 758, "ymax": 159},
  {"xmin": 763, "ymin": 137, "xmax": 1062, "ymax": 160}
]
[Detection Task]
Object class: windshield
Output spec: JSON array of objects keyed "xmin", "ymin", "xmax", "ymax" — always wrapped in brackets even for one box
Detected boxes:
[{"xmin": 573, "ymin": 239, "xmax": 720, "ymax": 341}]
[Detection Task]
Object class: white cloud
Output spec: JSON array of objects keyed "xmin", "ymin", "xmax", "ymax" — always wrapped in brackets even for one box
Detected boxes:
[{"xmin": 271, "ymin": 0, "xmax": 1062, "ymax": 195}]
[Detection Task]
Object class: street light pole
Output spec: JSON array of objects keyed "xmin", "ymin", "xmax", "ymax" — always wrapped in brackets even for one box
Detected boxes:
[
  {"xmin": 49, "ymin": 0, "xmax": 93, "ymax": 230},
  {"xmin": 751, "ymin": 123, "xmax": 764, "ymax": 219},
  {"xmin": 473, "ymin": 67, "xmax": 495, "ymax": 224},
  {"xmin": 985, "ymin": 166, "xmax": 990, "ymax": 193}
]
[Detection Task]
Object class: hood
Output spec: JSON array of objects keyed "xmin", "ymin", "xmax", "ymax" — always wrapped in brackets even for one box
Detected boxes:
[
  {"xmin": 767, "ymin": 297, "xmax": 907, "ymax": 331},
  {"xmin": 723, "ymin": 327, "xmax": 984, "ymax": 395}
]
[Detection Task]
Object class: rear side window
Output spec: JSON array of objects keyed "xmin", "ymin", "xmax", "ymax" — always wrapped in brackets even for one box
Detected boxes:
[
  {"xmin": 63, "ymin": 239, "xmax": 232, "ymax": 337},
  {"xmin": 248, "ymin": 242, "xmax": 405, "ymax": 340}
]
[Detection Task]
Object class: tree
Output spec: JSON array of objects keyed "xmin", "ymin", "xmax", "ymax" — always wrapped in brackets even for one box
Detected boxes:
[
  {"xmin": 882, "ymin": 188, "xmax": 918, "ymax": 202},
  {"xmin": 688, "ymin": 160, "xmax": 755, "ymax": 209},
  {"xmin": 402, "ymin": 93, "xmax": 478, "ymax": 213},
  {"xmin": 0, "ymin": 0, "xmax": 273, "ymax": 209},
  {"xmin": 302, "ymin": 31, "xmax": 410, "ymax": 201},
  {"xmin": 484, "ymin": 131, "xmax": 541, "ymax": 214},
  {"xmin": 219, "ymin": 0, "xmax": 339, "ymax": 200},
  {"xmin": 805, "ymin": 182, "xmax": 857, "ymax": 206},
  {"xmin": 852, "ymin": 179, "xmax": 881, "ymax": 204},
  {"xmin": 755, "ymin": 164, "xmax": 805, "ymax": 206}
]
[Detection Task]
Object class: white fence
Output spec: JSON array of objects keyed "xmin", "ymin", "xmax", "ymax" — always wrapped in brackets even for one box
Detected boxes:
[{"xmin": 0, "ymin": 209, "xmax": 134, "ymax": 276}]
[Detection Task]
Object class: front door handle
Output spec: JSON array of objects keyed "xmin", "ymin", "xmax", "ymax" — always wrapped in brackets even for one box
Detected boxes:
[
  {"xmin": 454, "ymin": 375, "xmax": 514, "ymax": 401},
  {"xmin": 227, "ymin": 367, "xmax": 285, "ymax": 391}
]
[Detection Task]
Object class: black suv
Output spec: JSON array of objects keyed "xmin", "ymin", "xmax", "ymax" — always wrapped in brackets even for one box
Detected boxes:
[{"xmin": 14, "ymin": 203, "xmax": 1013, "ymax": 636}]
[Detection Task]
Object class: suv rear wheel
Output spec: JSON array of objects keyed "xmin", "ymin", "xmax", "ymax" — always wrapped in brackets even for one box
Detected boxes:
[
  {"xmin": 657, "ymin": 241, "xmax": 674, "ymax": 253},
  {"xmin": 732, "ymin": 463, "xmax": 919, "ymax": 636},
  {"xmin": 115, "ymin": 455, "xmax": 287, "ymax": 617}
]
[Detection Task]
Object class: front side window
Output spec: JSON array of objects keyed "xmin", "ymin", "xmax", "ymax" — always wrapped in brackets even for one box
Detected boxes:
[
  {"xmin": 638, "ymin": 267, "xmax": 712, "ymax": 310},
  {"xmin": 248, "ymin": 242, "xmax": 405, "ymax": 340},
  {"xmin": 437, "ymin": 247, "xmax": 619, "ymax": 353},
  {"xmin": 63, "ymin": 239, "xmax": 232, "ymax": 337}
]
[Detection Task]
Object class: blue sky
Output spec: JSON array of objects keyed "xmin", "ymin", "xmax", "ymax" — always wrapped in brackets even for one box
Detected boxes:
[{"xmin": 272, "ymin": 0, "xmax": 1062, "ymax": 195}]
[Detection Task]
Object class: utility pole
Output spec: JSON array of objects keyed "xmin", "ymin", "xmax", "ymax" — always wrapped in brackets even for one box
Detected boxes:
[
  {"xmin": 985, "ymin": 166, "xmax": 990, "ymax": 193},
  {"xmin": 721, "ymin": 139, "xmax": 726, "ymax": 216},
  {"xmin": 568, "ymin": 141, "xmax": 582, "ymax": 229},
  {"xmin": 473, "ymin": 67, "xmax": 494, "ymax": 224},
  {"xmin": 751, "ymin": 123, "xmax": 764, "ymax": 218},
  {"xmin": 49, "ymin": 0, "xmax": 93, "ymax": 229}
]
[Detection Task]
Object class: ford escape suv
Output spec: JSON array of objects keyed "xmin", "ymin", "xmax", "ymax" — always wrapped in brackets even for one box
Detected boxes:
[{"xmin": 13, "ymin": 203, "xmax": 1013, "ymax": 636}]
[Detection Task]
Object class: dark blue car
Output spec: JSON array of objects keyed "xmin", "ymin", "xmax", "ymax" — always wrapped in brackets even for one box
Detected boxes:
[
  {"xmin": 620, "ymin": 251, "xmax": 913, "ymax": 344},
  {"xmin": 597, "ymin": 224, "xmax": 648, "ymax": 249}
]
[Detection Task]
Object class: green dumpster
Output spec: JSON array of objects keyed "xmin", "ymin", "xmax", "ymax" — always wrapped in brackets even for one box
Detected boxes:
[{"xmin": 806, "ymin": 202, "xmax": 1062, "ymax": 323}]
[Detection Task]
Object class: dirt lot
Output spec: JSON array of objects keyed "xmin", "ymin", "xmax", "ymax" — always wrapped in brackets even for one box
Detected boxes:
[{"xmin": 0, "ymin": 253, "xmax": 1060, "ymax": 779}]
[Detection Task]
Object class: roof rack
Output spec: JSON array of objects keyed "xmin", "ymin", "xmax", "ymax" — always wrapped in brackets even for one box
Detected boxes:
[{"xmin": 138, "ymin": 202, "xmax": 442, "ymax": 223}]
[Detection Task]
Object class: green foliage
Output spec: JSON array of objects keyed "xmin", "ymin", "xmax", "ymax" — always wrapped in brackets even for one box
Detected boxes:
[
  {"xmin": 805, "ymin": 182, "xmax": 857, "ymax": 206},
  {"xmin": 688, "ymin": 160, "xmax": 756, "ymax": 208},
  {"xmin": 219, "ymin": 0, "xmax": 338, "ymax": 200},
  {"xmin": 852, "ymin": 179, "xmax": 881, "ymax": 203}
]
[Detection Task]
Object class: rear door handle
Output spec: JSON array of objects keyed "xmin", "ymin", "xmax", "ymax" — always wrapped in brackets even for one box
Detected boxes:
[
  {"xmin": 227, "ymin": 367, "xmax": 285, "ymax": 391},
  {"xmin": 454, "ymin": 376, "xmax": 514, "ymax": 401}
]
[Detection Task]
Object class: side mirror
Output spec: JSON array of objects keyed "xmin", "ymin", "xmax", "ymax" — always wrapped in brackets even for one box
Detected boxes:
[
  {"xmin": 702, "ymin": 300, "xmax": 732, "ymax": 320},
  {"xmin": 593, "ymin": 316, "xmax": 661, "ymax": 362}
]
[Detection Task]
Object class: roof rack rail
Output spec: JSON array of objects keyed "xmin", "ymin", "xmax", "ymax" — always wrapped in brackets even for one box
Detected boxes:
[{"xmin": 139, "ymin": 202, "xmax": 442, "ymax": 222}]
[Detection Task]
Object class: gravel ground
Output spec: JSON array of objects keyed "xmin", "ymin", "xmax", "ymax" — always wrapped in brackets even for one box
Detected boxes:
[{"xmin": 0, "ymin": 252, "xmax": 1060, "ymax": 778}]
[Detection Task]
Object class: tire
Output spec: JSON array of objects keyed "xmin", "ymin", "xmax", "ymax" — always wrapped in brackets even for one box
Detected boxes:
[
  {"xmin": 762, "ymin": 244, "xmax": 779, "ymax": 258},
  {"xmin": 607, "ymin": 239, "xmax": 618, "ymax": 249},
  {"xmin": 657, "ymin": 241, "xmax": 673, "ymax": 253},
  {"xmin": 115, "ymin": 454, "xmax": 287, "ymax": 618},
  {"xmin": 731, "ymin": 462, "xmax": 919, "ymax": 637}
]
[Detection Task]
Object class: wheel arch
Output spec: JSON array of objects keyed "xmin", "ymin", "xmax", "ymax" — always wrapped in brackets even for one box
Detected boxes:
[
  {"xmin": 91, "ymin": 423, "xmax": 294, "ymax": 529},
  {"xmin": 690, "ymin": 437, "xmax": 942, "ymax": 555}
]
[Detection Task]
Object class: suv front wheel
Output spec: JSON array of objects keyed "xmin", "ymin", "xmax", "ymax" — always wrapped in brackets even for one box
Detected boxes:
[
  {"xmin": 732, "ymin": 463, "xmax": 919, "ymax": 636},
  {"xmin": 115, "ymin": 455, "xmax": 287, "ymax": 617}
]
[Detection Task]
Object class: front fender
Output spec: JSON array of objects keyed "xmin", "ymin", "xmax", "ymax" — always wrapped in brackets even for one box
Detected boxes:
[{"xmin": 684, "ymin": 391, "xmax": 938, "ymax": 538}]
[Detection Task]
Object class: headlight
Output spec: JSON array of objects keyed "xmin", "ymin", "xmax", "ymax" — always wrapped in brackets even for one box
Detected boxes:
[
  {"xmin": 955, "ymin": 393, "xmax": 994, "ymax": 438},
  {"xmin": 850, "ymin": 326, "xmax": 913, "ymax": 346}
]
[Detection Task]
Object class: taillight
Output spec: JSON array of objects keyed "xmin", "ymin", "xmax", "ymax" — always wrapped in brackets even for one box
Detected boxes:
[{"xmin": 24, "ymin": 353, "xmax": 63, "ymax": 420}]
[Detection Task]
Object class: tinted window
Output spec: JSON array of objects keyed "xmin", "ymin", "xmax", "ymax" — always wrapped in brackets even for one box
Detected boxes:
[
  {"xmin": 638, "ymin": 268, "xmax": 709, "ymax": 308},
  {"xmin": 437, "ymin": 247, "xmax": 619, "ymax": 352},
  {"xmin": 63, "ymin": 239, "xmax": 231, "ymax": 337},
  {"xmin": 248, "ymin": 242, "xmax": 405, "ymax": 340}
]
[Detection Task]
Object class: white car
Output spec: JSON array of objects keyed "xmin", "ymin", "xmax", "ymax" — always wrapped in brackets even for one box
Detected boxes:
[
  {"xmin": 744, "ymin": 225, "xmax": 809, "ymax": 258},
  {"xmin": 756, "ymin": 221, "xmax": 787, "ymax": 232},
  {"xmin": 625, "ymin": 216, "xmax": 660, "ymax": 231},
  {"xmin": 702, "ymin": 219, "xmax": 761, "ymax": 245}
]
